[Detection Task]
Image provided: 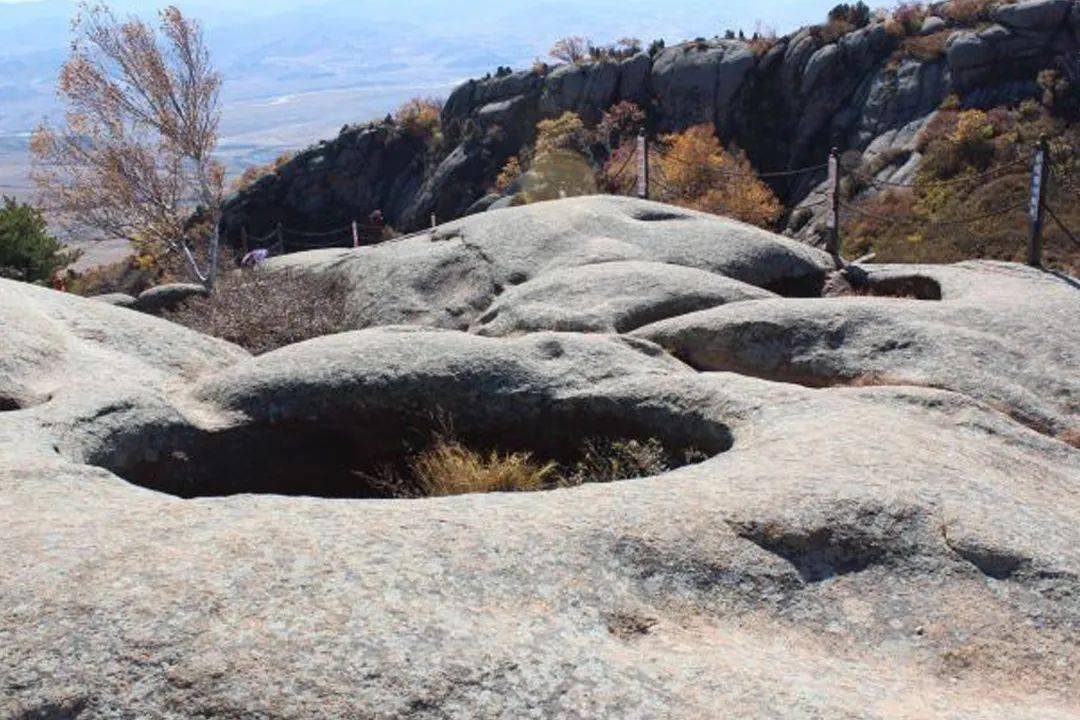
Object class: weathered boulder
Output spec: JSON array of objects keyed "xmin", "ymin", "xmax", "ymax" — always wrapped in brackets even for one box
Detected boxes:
[
  {"xmin": 0, "ymin": 278, "xmax": 248, "ymax": 463},
  {"xmin": 651, "ymin": 42, "xmax": 756, "ymax": 132},
  {"xmin": 471, "ymin": 260, "xmax": 776, "ymax": 336},
  {"xmin": 266, "ymin": 196, "xmax": 834, "ymax": 331},
  {"xmin": 1, "ymin": 254, "xmax": 1079, "ymax": 716},
  {"xmin": 219, "ymin": 122, "xmax": 431, "ymax": 242},
  {"xmin": 538, "ymin": 60, "xmax": 620, "ymax": 123},
  {"xmin": 635, "ymin": 262, "xmax": 1080, "ymax": 440},
  {"xmin": 921, "ymin": 15, "xmax": 946, "ymax": 35},
  {"xmin": 993, "ymin": 0, "xmax": 1073, "ymax": 31},
  {"xmin": 134, "ymin": 282, "xmax": 209, "ymax": 314},
  {"xmin": 89, "ymin": 292, "xmax": 137, "ymax": 309}
]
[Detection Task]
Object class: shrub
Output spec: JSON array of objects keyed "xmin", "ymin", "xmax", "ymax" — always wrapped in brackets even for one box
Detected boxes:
[
  {"xmin": 655, "ymin": 124, "xmax": 782, "ymax": 228},
  {"xmin": 951, "ymin": 109, "xmax": 996, "ymax": 167},
  {"xmin": 163, "ymin": 268, "xmax": 357, "ymax": 353},
  {"xmin": 648, "ymin": 39, "xmax": 666, "ymax": 56},
  {"xmin": 939, "ymin": 93, "xmax": 962, "ymax": 111},
  {"xmin": 815, "ymin": 18, "xmax": 856, "ymax": 43},
  {"xmin": 565, "ymin": 438, "xmax": 669, "ymax": 485},
  {"xmin": 0, "ymin": 197, "xmax": 80, "ymax": 284},
  {"xmin": 517, "ymin": 150, "xmax": 598, "ymax": 204},
  {"xmin": 230, "ymin": 151, "xmax": 295, "ymax": 193},
  {"xmin": 886, "ymin": 3, "xmax": 926, "ymax": 36},
  {"xmin": 616, "ymin": 37, "xmax": 642, "ymax": 57},
  {"xmin": 843, "ymin": 103, "xmax": 1079, "ymax": 275},
  {"xmin": 495, "ymin": 156, "xmax": 524, "ymax": 193},
  {"xmin": 408, "ymin": 437, "xmax": 559, "ymax": 497},
  {"xmin": 1038, "ymin": 69, "xmax": 1078, "ymax": 119},
  {"xmin": 940, "ymin": 0, "xmax": 994, "ymax": 24},
  {"xmin": 66, "ymin": 254, "xmax": 161, "ymax": 296},
  {"xmin": 535, "ymin": 111, "xmax": 588, "ymax": 154},
  {"xmin": 829, "ymin": 2, "xmax": 872, "ymax": 28},
  {"xmin": 598, "ymin": 142, "xmax": 641, "ymax": 195},
  {"xmin": 595, "ymin": 101, "xmax": 646, "ymax": 149},
  {"xmin": 748, "ymin": 22, "xmax": 780, "ymax": 55},
  {"xmin": 394, "ymin": 97, "xmax": 443, "ymax": 145},
  {"xmin": 895, "ymin": 30, "xmax": 950, "ymax": 63},
  {"xmin": 550, "ymin": 36, "xmax": 590, "ymax": 64},
  {"xmin": 362, "ymin": 421, "xmax": 698, "ymax": 498}
]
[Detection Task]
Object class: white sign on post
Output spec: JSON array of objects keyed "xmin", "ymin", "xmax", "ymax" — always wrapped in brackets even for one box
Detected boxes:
[
  {"xmin": 826, "ymin": 153, "xmax": 839, "ymax": 231},
  {"xmin": 1029, "ymin": 149, "xmax": 1045, "ymax": 223},
  {"xmin": 637, "ymin": 134, "xmax": 648, "ymax": 200}
]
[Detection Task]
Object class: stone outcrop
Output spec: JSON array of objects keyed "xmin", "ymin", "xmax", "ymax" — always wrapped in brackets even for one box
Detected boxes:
[
  {"xmin": 2, "ymin": 198, "xmax": 1079, "ymax": 716},
  {"xmin": 220, "ymin": 1, "xmax": 1080, "ymax": 245},
  {"xmin": 635, "ymin": 261, "xmax": 1080, "ymax": 438},
  {"xmin": 264, "ymin": 196, "xmax": 835, "ymax": 332},
  {"xmin": 91, "ymin": 282, "xmax": 210, "ymax": 316}
]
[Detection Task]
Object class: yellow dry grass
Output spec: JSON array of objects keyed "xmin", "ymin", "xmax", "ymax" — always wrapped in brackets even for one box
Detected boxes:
[{"xmin": 411, "ymin": 437, "xmax": 560, "ymax": 496}]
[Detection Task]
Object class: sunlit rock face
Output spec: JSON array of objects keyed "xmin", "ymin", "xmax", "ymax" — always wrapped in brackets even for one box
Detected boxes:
[{"xmin": 3, "ymin": 197, "xmax": 1079, "ymax": 718}]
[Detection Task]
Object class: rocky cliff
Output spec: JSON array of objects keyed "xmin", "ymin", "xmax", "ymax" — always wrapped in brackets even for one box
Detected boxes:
[{"xmin": 220, "ymin": 0, "xmax": 1079, "ymax": 245}]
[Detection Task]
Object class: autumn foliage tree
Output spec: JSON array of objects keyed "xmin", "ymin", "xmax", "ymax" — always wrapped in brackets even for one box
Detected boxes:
[
  {"xmin": 394, "ymin": 96, "xmax": 444, "ymax": 145},
  {"xmin": 549, "ymin": 36, "xmax": 590, "ymax": 64},
  {"xmin": 654, "ymin": 124, "xmax": 782, "ymax": 228},
  {"xmin": 512, "ymin": 112, "xmax": 597, "ymax": 204},
  {"xmin": 31, "ymin": 4, "xmax": 225, "ymax": 286}
]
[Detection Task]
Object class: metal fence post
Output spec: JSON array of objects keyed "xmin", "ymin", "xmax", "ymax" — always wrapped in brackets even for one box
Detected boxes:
[
  {"xmin": 352, "ymin": 220, "xmax": 360, "ymax": 248},
  {"xmin": 826, "ymin": 147, "xmax": 841, "ymax": 258},
  {"xmin": 276, "ymin": 222, "xmax": 284, "ymax": 253},
  {"xmin": 1027, "ymin": 136, "xmax": 1049, "ymax": 268},
  {"xmin": 637, "ymin": 131, "xmax": 649, "ymax": 200}
]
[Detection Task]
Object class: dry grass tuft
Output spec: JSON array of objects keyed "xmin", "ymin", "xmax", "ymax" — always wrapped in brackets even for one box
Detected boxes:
[
  {"xmin": 362, "ymin": 424, "xmax": 699, "ymax": 499},
  {"xmin": 566, "ymin": 438, "xmax": 671, "ymax": 485},
  {"xmin": 410, "ymin": 437, "xmax": 560, "ymax": 496}
]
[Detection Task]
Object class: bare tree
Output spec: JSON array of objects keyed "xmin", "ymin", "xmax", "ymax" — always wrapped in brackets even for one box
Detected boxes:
[
  {"xmin": 31, "ymin": 3, "xmax": 224, "ymax": 286},
  {"xmin": 549, "ymin": 36, "xmax": 591, "ymax": 64}
]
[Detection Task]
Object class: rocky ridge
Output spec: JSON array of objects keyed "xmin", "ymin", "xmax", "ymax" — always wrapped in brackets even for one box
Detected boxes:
[{"xmin": 220, "ymin": 0, "xmax": 1080, "ymax": 245}]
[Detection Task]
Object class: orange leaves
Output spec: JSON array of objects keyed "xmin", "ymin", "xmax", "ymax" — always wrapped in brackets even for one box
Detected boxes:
[{"xmin": 655, "ymin": 124, "xmax": 782, "ymax": 228}]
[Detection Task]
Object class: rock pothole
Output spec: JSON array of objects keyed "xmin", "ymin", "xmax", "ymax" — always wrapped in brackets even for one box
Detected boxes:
[
  {"xmin": 827, "ymin": 269, "xmax": 944, "ymax": 301},
  {"xmin": 110, "ymin": 405, "xmax": 728, "ymax": 500}
]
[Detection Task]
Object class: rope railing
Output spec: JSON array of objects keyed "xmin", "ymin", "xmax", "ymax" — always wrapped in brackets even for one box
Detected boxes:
[
  {"xmin": 637, "ymin": 132, "xmax": 1076, "ymax": 266},
  {"xmin": 237, "ymin": 136, "xmax": 1073, "ymax": 270},
  {"xmin": 848, "ymin": 157, "xmax": 1030, "ymax": 189},
  {"xmin": 649, "ymin": 147, "xmax": 829, "ymax": 179},
  {"xmin": 606, "ymin": 144, "xmax": 638, "ymax": 183},
  {"xmin": 1044, "ymin": 203, "xmax": 1079, "ymax": 248},
  {"xmin": 839, "ymin": 199, "xmax": 1030, "ymax": 228}
]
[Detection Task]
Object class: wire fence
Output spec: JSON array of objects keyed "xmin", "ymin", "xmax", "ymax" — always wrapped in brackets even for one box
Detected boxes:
[
  {"xmin": 242, "ymin": 135, "xmax": 1076, "ymax": 267},
  {"xmin": 621, "ymin": 134, "xmax": 1076, "ymax": 266}
]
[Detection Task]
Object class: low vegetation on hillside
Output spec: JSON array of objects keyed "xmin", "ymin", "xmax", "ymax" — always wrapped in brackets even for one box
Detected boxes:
[
  {"xmin": 501, "ymin": 106, "xmax": 782, "ymax": 230},
  {"xmin": 843, "ymin": 101, "xmax": 1079, "ymax": 274}
]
